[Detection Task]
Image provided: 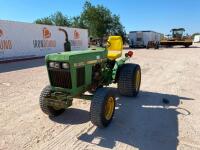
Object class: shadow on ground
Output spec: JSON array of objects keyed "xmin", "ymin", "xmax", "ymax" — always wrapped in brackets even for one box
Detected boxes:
[
  {"xmin": 77, "ymin": 90, "xmax": 193, "ymax": 150},
  {"xmin": 50, "ymin": 108, "xmax": 90, "ymax": 125},
  {"xmin": 0, "ymin": 58, "xmax": 45, "ymax": 73}
]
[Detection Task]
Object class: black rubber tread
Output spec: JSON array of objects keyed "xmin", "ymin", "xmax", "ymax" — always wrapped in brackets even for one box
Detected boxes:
[
  {"xmin": 118, "ymin": 63, "xmax": 141, "ymax": 97},
  {"xmin": 39, "ymin": 85, "xmax": 65, "ymax": 117},
  {"xmin": 184, "ymin": 45, "xmax": 190, "ymax": 48},
  {"xmin": 90, "ymin": 88, "xmax": 116, "ymax": 128},
  {"xmin": 155, "ymin": 42, "xmax": 160, "ymax": 49}
]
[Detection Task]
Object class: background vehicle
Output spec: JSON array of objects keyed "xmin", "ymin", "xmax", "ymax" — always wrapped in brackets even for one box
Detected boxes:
[
  {"xmin": 128, "ymin": 31, "xmax": 163, "ymax": 48},
  {"xmin": 39, "ymin": 36, "xmax": 141, "ymax": 128},
  {"xmin": 160, "ymin": 28, "xmax": 193, "ymax": 48},
  {"xmin": 193, "ymin": 35, "xmax": 200, "ymax": 43}
]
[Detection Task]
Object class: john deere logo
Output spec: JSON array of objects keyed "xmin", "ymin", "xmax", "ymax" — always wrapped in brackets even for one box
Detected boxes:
[
  {"xmin": 33, "ymin": 27, "xmax": 56, "ymax": 49},
  {"xmin": 0, "ymin": 29, "xmax": 3, "ymax": 37},
  {"xmin": 0, "ymin": 28, "xmax": 13, "ymax": 50},
  {"xmin": 74, "ymin": 30, "xmax": 80, "ymax": 39},
  {"xmin": 43, "ymin": 27, "xmax": 51, "ymax": 39}
]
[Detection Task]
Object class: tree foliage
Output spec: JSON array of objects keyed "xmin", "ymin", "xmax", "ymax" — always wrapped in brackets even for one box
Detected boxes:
[
  {"xmin": 35, "ymin": 17, "xmax": 53, "ymax": 25},
  {"xmin": 51, "ymin": 11, "xmax": 71, "ymax": 26},
  {"xmin": 34, "ymin": 2, "xmax": 126, "ymax": 41},
  {"xmin": 109, "ymin": 15, "xmax": 126, "ymax": 41},
  {"xmin": 34, "ymin": 11, "xmax": 71, "ymax": 26},
  {"xmin": 81, "ymin": 1, "xmax": 126, "ymax": 40},
  {"xmin": 81, "ymin": 1, "xmax": 113, "ymax": 38},
  {"xmin": 71, "ymin": 16, "xmax": 86, "ymax": 28}
]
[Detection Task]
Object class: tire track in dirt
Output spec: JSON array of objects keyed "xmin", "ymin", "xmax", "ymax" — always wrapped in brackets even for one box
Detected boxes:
[{"xmin": 40, "ymin": 123, "xmax": 93, "ymax": 150}]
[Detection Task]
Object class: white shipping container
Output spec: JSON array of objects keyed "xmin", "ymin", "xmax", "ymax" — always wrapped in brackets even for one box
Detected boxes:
[
  {"xmin": 128, "ymin": 31, "xmax": 163, "ymax": 48},
  {"xmin": 0, "ymin": 20, "xmax": 88, "ymax": 60},
  {"xmin": 193, "ymin": 35, "xmax": 200, "ymax": 43}
]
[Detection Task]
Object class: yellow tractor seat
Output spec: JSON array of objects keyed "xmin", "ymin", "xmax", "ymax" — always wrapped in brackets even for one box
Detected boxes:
[
  {"xmin": 107, "ymin": 51, "xmax": 122, "ymax": 60},
  {"xmin": 107, "ymin": 36, "xmax": 123, "ymax": 60}
]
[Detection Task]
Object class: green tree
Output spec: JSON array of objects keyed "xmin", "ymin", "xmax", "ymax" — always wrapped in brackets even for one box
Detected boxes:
[
  {"xmin": 34, "ymin": 12, "xmax": 71, "ymax": 26},
  {"xmin": 109, "ymin": 15, "xmax": 127, "ymax": 43},
  {"xmin": 81, "ymin": 1, "xmax": 113, "ymax": 38},
  {"xmin": 51, "ymin": 11, "xmax": 71, "ymax": 26},
  {"xmin": 81, "ymin": 1, "xmax": 126, "ymax": 42},
  {"xmin": 35, "ymin": 17, "xmax": 53, "ymax": 25},
  {"xmin": 71, "ymin": 16, "xmax": 87, "ymax": 28},
  {"xmin": 34, "ymin": 1, "xmax": 126, "ymax": 43}
]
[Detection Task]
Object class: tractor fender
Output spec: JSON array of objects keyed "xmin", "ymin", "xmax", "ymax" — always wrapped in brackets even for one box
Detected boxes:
[{"xmin": 113, "ymin": 64, "xmax": 123, "ymax": 83}]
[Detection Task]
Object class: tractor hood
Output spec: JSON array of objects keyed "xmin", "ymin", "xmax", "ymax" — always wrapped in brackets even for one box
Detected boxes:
[{"xmin": 45, "ymin": 47, "xmax": 107, "ymax": 64}]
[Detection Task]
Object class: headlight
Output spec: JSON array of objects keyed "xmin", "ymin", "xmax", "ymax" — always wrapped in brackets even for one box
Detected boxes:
[
  {"xmin": 49, "ymin": 62, "xmax": 60, "ymax": 69},
  {"xmin": 49, "ymin": 62, "xmax": 55, "ymax": 68},
  {"xmin": 54, "ymin": 62, "xmax": 60, "ymax": 69},
  {"xmin": 62, "ymin": 63, "xmax": 69, "ymax": 69}
]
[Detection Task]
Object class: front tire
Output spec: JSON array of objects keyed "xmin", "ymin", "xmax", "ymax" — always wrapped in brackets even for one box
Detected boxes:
[
  {"xmin": 39, "ymin": 85, "xmax": 65, "ymax": 117},
  {"xmin": 118, "ymin": 64, "xmax": 141, "ymax": 97},
  {"xmin": 90, "ymin": 88, "xmax": 116, "ymax": 128}
]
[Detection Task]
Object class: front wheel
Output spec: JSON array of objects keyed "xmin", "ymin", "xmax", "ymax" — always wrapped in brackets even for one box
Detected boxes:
[
  {"xmin": 118, "ymin": 64, "xmax": 141, "ymax": 97},
  {"xmin": 90, "ymin": 88, "xmax": 116, "ymax": 128},
  {"xmin": 39, "ymin": 85, "xmax": 65, "ymax": 117}
]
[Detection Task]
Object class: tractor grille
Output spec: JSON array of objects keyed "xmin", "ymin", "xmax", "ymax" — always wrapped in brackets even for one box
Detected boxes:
[
  {"xmin": 48, "ymin": 69, "xmax": 72, "ymax": 89},
  {"xmin": 77, "ymin": 67, "xmax": 85, "ymax": 87}
]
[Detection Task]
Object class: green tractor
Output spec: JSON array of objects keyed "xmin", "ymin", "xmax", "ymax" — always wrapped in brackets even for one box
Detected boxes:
[{"xmin": 39, "ymin": 36, "xmax": 141, "ymax": 128}]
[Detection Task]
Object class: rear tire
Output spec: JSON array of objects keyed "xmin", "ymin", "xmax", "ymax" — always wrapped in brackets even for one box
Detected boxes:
[
  {"xmin": 184, "ymin": 45, "xmax": 190, "ymax": 48},
  {"xmin": 118, "ymin": 64, "xmax": 141, "ymax": 97},
  {"xmin": 39, "ymin": 85, "xmax": 65, "ymax": 117},
  {"xmin": 90, "ymin": 88, "xmax": 116, "ymax": 128},
  {"xmin": 155, "ymin": 42, "xmax": 160, "ymax": 49}
]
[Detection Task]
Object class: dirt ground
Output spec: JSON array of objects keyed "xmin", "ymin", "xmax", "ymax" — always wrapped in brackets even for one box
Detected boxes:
[{"xmin": 0, "ymin": 46, "xmax": 200, "ymax": 150}]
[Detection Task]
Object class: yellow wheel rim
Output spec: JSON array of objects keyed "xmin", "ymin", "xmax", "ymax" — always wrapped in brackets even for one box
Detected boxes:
[
  {"xmin": 135, "ymin": 69, "xmax": 141, "ymax": 91},
  {"xmin": 104, "ymin": 96, "xmax": 115, "ymax": 120}
]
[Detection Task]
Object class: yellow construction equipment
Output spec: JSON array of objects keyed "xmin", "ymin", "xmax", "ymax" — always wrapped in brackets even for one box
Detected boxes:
[{"xmin": 160, "ymin": 28, "xmax": 193, "ymax": 48}]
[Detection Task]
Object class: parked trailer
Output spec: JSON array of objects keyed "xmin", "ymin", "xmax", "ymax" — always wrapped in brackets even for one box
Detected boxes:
[
  {"xmin": 194, "ymin": 35, "xmax": 200, "ymax": 43},
  {"xmin": 128, "ymin": 31, "xmax": 163, "ymax": 49}
]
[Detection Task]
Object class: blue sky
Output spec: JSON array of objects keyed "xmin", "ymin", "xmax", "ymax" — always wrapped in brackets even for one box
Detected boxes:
[{"xmin": 0, "ymin": 0, "xmax": 199, "ymax": 34}]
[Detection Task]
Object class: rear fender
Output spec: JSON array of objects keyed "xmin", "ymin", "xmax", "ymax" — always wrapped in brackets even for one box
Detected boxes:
[{"xmin": 112, "ymin": 58, "xmax": 127, "ymax": 82}]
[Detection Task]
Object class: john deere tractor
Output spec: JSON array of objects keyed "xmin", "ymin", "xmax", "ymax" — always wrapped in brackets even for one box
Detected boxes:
[
  {"xmin": 160, "ymin": 28, "xmax": 193, "ymax": 48},
  {"xmin": 39, "ymin": 36, "xmax": 141, "ymax": 128}
]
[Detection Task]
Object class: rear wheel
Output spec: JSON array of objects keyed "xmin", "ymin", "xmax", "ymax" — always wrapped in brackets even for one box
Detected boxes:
[
  {"xmin": 90, "ymin": 88, "xmax": 116, "ymax": 128},
  {"xmin": 39, "ymin": 85, "xmax": 65, "ymax": 117},
  {"xmin": 155, "ymin": 42, "xmax": 160, "ymax": 49},
  {"xmin": 118, "ymin": 64, "xmax": 141, "ymax": 97},
  {"xmin": 184, "ymin": 45, "xmax": 190, "ymax": 48}
]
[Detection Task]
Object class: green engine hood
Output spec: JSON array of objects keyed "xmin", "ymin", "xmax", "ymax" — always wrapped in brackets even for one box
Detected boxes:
[{"xmin": 45, "ymin": 47, "xmax": 107, "ymax": 62}]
